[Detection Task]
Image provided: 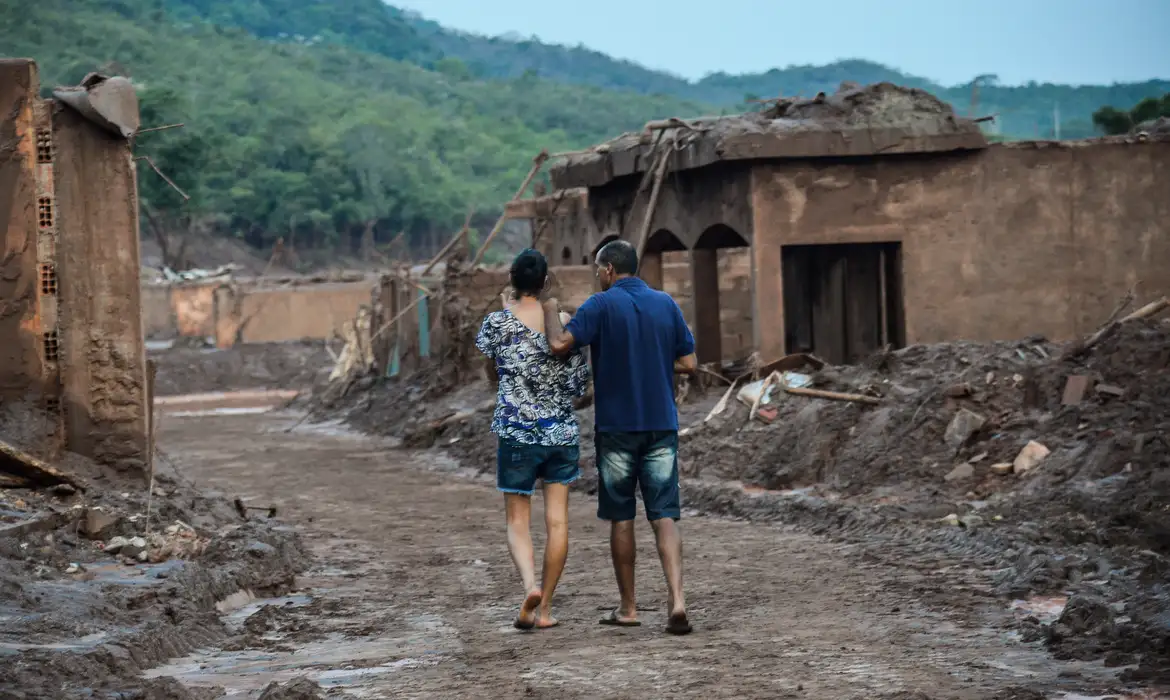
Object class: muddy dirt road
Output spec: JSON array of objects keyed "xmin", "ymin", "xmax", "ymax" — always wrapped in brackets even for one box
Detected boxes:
[{"xmin": 154, "ymin": 410, "xmax": 1133, "ymax": 699}]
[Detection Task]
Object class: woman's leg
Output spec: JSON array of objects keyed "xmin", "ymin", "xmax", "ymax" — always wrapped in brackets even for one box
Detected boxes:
[
  {"xmin": 505, "ymin": 493, "xmax": 542, "ymax": 627},
  {"xmin": 537, "ymin": 482, "xmax": 570, "ymax": 627}
]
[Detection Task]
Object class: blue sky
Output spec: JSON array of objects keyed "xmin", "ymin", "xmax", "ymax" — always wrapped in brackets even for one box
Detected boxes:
[{"xmin": 392, "ymin": 0, "xmax": 1169, "ymax": 86}]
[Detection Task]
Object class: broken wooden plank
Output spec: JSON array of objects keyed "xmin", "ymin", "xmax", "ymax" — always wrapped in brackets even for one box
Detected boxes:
[
  {"xmin": 784, "ymin": 387, "xmax": 881, "ymax": 405},
  {"xmin": 0, "ymin": 474, "xmax": 32, "ymax": 488},
  {"xmin": 0, "ymin": 440, "xmax": 87, "ymax": 491},
  {"xmin": 422, "ymin": 207, "xmax": 475, "ymax": 276},
  {"xmin": 0, "ymin": 509, "xmax": 83, "ymax": 540},
  {"xmin": 1061, "ymin": 375, "xmax": 1095, "ymax": 405},
  {"xmin": 471, "ymin": 150, "xmax": 550, "ymax": 267}
]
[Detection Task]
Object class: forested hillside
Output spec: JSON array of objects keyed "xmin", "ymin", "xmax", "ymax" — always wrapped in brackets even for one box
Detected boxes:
[{"xmin": 5, "ymin": 0, "xmax": 1166, "ymax": 262}]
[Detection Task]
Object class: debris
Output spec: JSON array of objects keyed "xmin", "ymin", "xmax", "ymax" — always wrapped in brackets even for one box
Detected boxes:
[
  {"xmin": 959, "ymin": 514, "xmax": 985, "ymax": 530},
  {"xmin": 52, "ymin": 73, "xmax": 140, "ymax": 138},
  {"xmin": 82, "ymin": 509, "xmax": 121, "ymax": 540},
  {"xmin": 1095, "ymin": 383, "xmax": 1126, "ymax": 397},
  {"xmin": 121, "ymin": 536, "xmax": 148, "ymax": 560},
  {"xmin": 234, "ymin": 498, "xmax": 278, "ymax": 520},
  {"xmin": 945, "ymin": 463, "xmax": 976, "ymax": 482},
  {"xmin": 104, "ymin": 536, "xmax": 131, "ymax": 554},
  {"xmin": 1061, "ymin": 375, "xmax": 1095, "ymax": 405},
  {"xmin": 1063, "ymin": 293, "xmax": 1168, "ymax": 360},
  {"xmin": 990, "ymin": 462, "xmax": 1014, "ymax": 476},
  {"xmin": 944, "ymin": 408, "xmax": 987, "ymax": 449},
  {"xmin": 0, "ymin": 474, "xmax": 32, "ymax": 488},
  {"xmin": 945, "ymin": 383, "xmax": 973, "ymax": 398},
  {"xmin": 64, "ymin": 563, "xmax": 83, "ymax": 574},
  {"xmin": 783, "ymin": 386, "xmax": 880, "ymax": 405},
  {"xmin": 1013, "ymin": 441, "xmax": 1051, "ymax": 474},
  {"xmin": 0, "ymin": 439, "xmax": 87, "ymax": 491},
  {"xmin": 941, "ymin": 513, "xmax": 961, "ymax": 527},
  {"xmin": 757, "ymin": 407, "xmax": 779, "ymax": 424}
]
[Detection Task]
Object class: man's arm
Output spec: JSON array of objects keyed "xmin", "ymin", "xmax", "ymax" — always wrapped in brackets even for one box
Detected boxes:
[
  {"xmin": 672, "ymin": 304, "xmax": 698, "ymax": 375},
  {"xmin": 674, "ymin": 353, "xmax": 698, "ymax": 375},
  {"xmin": 474, "ymin": 315, "xmax": 499, "ymax": 386},
  {"xmin": 543, "ymin": 298, "xmax": 575, "ymax": 355}
]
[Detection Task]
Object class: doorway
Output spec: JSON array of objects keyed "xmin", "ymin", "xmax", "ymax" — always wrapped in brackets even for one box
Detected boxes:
[{"xmin": 781, "ymin": 242, "xmax": 905, "ymax": 365}]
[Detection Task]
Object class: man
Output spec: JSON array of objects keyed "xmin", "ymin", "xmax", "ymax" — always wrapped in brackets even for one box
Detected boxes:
[
  {"xmin": 476, "ymin": 249, "xmax": 590, "ymax": 630},
  {"xmin": 544, "ymin": 239, "xmax": 697, "ymax": 635}
]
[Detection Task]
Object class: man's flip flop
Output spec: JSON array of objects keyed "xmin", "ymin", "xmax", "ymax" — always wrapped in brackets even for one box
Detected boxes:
[
  {"xmin": 599, "ymin": 610, "xmax": 641, "ymax": 627},
  {"xmin": 665, "ymin": 612, "xmax": 693, "ymax": 635}
]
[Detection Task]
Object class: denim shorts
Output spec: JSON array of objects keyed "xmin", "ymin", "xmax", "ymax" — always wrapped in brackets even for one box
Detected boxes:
[
  {"xmin": 497, "ymin": 438, "xmax": 581, "ymax": 495},
  {"xmin": 595, "ymin": 431, "xmax": 680, "ymax": 522}
]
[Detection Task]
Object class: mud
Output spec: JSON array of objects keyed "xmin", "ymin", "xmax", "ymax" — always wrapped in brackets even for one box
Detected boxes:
[
  {"xmin": 0, "ymin": 399, "xmax": 309, "ymax": 698},
  {"xmin": 149, "ymin": 340, "xmax": 333, "ymax": 397},
  {"xmin": 313, "ymin": 316, "xmax": 1170, "ymax": 685},
  {"xmin": 130, "ymin": 409, "xmax": 1170, "ymax": 698}
]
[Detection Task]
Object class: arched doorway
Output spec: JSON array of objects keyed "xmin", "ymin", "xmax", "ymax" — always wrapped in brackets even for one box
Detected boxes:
[
  {"xmin": 640, "ymin": 229, "xmax": 686, "ymax": 290},
  {"xmin": 692, "ymin": 224, "xmax": 749, "ymax": 363}
]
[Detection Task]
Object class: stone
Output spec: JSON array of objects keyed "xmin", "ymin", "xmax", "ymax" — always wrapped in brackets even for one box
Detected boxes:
[
  {"xmin": 959, "ymin": 514, "xmax": 985, "ymax": 530},
  {"xmin": 945, "ymin": 463, "xmax": 975, "ymax": 482},
  {"xmin": 990, "ymin": 462, "xmax": 1014, "ymax": 475},
  {"xmin": 121, "ymin": 536, "xmax": 148, "ymax": 559},
  {"xmin": 940, "ymin": 513, "xmax": 961, "ymax": 527},
  {"xmin": 944, "ymin": 409, "xmax": 986, "ymax": 449},
  {"xmin": 83, "ymin": 509, "xmax": 120, "ymax": 540},
  {"xmin": 1013, "ymin": 441, "xmax": 1051, "ymax": 474},
  {"xmin": 104, "ymin": 536, "xmax": 130, "ymax": 554}
]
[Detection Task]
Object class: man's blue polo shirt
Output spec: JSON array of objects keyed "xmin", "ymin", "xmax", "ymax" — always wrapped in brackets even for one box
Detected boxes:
[{"xmin": 565, "ymin": 277, "xmax": 695, "ymax": 433}]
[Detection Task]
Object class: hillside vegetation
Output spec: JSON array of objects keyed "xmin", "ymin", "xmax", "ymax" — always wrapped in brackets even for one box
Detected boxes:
[{"xmin": 4, "ymin": 0, "xmax": 1166, "ymax": 262}]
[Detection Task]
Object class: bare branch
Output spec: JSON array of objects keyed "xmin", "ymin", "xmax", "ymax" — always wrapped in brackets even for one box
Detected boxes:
[{"xmin": 134, "ymin": 155, "xmax": 190, "ymax": 201}]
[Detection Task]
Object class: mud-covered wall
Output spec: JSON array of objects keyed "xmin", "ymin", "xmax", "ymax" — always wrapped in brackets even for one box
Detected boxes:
[
  {"xmin": 0, "ymin": 60, "xmax": 44, "ymax": 400},
  {"xmin": 549, "ymin": 248, "xmax": 754, "ymax": 360},
  {"xmin": 750, "ymin": 139, "xmax": 1170, "ymax": 359},
  {"xmin": 214, "ymin": 282, "xmax": 372, "ymax": 347},
  {"xmin": 549, "ymin": 163, "xmax": 755, "ymax": 264},
  {"xmin": 54, "ymin": 104, "xmax": 148, "ymax": 473}
]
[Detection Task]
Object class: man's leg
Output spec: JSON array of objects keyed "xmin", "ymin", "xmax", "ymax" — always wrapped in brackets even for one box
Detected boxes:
[
  {"xmin": 641, "ymin": 432, "xmax": 690, "ymax": 634},
  {"xmin": 610, "ymin": 519, "xmax": 638, "ymax": 620},
  {"xmin": 498, "ymin": 439, "xmax": 542, "ymax": 629},
  {"xmin": 596, "ymin": 432, "xmax": 640, "ymax": 625}
]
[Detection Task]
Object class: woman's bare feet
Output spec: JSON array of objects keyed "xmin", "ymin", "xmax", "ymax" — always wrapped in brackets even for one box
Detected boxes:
[
  {"xmin": 514, "ymin": 589, "xmax": 543, "ymax": 630},
  {"xmin": 535, "ymin": 611, "xmax": 559, "ymax": 629}
]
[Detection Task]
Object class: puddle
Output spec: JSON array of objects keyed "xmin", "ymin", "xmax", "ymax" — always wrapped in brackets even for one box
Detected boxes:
[
  {"xmin": 144, "ymin": 635, "xmax": 447, "ymax": 694},
  {"xmin": 155, "ymin": 390, "xmax": 299, "ymax": 416},
  {"xmin": 168, "ymin": 407, "xmax": 274, "ymax": 417},
  {"xmin": 0, "ymin": 632, "xmax": 108, "ymax": 653},
  {"xmin": 1056, "ymin": 693, "xmax": 1169, "ymax": 700},
  {"xmin": 1011, "ymin": 595, "xmax": 1068, "ymax": 623},
  {"xmin": 221, "ymin": 593, "xmax": 312, "ymax": 631}
]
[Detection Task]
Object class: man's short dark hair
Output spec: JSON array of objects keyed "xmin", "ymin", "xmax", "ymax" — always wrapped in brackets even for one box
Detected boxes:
[
  {"xmin": 596, "ymin": 239, "xmax": 638, "ymax": 275},
  {"xmin": 510, "ymin": 248, "xmax": 548, "ymax": 296}
]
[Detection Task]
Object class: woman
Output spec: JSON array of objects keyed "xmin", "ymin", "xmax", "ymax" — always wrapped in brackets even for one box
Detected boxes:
[{"xmin": 475, "ymin": 249, "xmax": 590, "ymax": 630}]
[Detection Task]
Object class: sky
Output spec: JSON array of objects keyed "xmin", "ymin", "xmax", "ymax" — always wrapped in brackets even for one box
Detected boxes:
[{"xmin": 391, "ymin": 0, "xmax": 1170, "ymax": 86}]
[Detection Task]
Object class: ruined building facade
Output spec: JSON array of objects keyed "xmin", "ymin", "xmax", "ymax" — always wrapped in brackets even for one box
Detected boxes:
[
  {"xmin": 524, "ymin": 93, "xmax": 1170, "ymax": 366},
  {"xmin": 1, "ymin": 59, "xmax": 149, "ymax": 472}
]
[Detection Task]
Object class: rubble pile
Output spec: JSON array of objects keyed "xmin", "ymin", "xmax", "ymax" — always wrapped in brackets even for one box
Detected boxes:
[{"xmin": 0, "ymin": 406, "xmax": 308, "ymax": 698}]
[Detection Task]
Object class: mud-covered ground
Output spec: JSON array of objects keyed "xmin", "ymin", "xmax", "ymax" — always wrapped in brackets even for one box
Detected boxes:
[
  {"xmin": 148, "ymin": 409, "xmax": 1158, "ymax": 699},
  {"xmin": 149, "ymin": 339, "xmax": 333, "ymax": 397},
  {"xmin": 317, "ymin": 317, "xmax": 1170, "ymax": 688}
]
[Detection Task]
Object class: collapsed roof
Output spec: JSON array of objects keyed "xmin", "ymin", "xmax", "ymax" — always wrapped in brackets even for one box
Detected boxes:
[{"xmin": 550, "ymin": 82, "xmax": 989, "ymax": 189}]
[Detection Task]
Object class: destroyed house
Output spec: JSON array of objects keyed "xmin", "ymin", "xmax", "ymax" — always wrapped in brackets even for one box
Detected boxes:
[
  {"xmin": 517, "ymin": 83, "xmax": 1170, "ymax": 366},
  {"xmin": 1, "ymin": 59, "xmax": 150, "ymax": 473}
]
